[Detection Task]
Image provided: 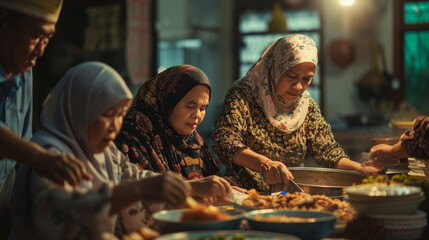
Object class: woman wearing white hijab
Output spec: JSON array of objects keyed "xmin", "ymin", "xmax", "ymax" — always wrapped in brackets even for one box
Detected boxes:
[
  {"xmin": 10, "ymin": 62, "xmax": 190, "ymax": 240},
  {"xmin": 212, "ymin": 34, "xmax": 385, "ymax": 194}
]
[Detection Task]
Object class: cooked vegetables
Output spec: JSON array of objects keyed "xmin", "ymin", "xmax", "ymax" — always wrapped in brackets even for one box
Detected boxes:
[{"xmin": 361, "ymin": 174, "xmax": 426, "ymax": 186}]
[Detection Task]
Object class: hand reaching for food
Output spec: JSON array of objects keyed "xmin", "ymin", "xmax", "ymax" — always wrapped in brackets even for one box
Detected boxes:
[
  {"xmin": 139, "ymin": 172, "xmax": 191, "ymax": 207},
  {"xmin": 360, "ymin": 162, "xmax": 386, "ymax": 175},
  {"xmin": 188, "ymin": 175, "xmax": 232, "ymax": 199},
  {"xmin": 260, "ymin": 159, "xmax": 294, "ymax": 185}
]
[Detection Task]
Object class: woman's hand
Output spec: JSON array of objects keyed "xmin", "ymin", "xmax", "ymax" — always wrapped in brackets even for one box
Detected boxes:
[
  {"xmin": 261, "ymin": 159, "xmax": 294, "ymax": 185},
  {"xmin": 188, "ymin": 175, "xmax": 232, "ymax": 200},
  {"xmin": 231, "ymin": 185, "xmax": 248, "ymax": 194},
  {"xmin": 139, "ymin": 172, "xmax": 191, "ymax": 207},
  {"xmin": 337, "ymin": 157, "xmax": 385, "ymax": 176},
  {"xmin": 200, "ymin": 196, "xmax": 219, "ymax": 206},
  {"xmin": 359, "ymin": 162, "xmax": 386, "ymax": 175},
  {"xmin": 369, "ymin": 144, "xmax": 401, "ymax": 165}
]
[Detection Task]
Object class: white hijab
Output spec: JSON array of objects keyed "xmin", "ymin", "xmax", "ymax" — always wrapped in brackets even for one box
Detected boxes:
[
  {"xmin": 32, "ymin": 61, "xmax": 133, "ymax": 184},
  {"xmin": 241, "ymin": 34, "xmax": 318, "ymax": 133}
]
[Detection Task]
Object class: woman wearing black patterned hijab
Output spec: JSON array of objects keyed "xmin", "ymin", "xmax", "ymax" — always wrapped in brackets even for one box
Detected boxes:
[{"xmin": 115, "ymin": 64, "xmax": 231, "ymax": 201}]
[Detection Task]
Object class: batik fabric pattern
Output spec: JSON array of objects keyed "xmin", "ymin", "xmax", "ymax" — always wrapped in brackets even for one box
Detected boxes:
[
  {"xmin": 401, "ymin": 116, "xmax": 429, "ymax": 159},
  {"xmin": 211, "ymin": 81, "xmax": 347, "ymax": 194},
  {"xmin": 115, "ymin": 65, "xmax": 219, "ymax": 180}
]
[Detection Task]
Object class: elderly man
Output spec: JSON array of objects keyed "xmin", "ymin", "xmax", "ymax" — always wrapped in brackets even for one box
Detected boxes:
[{"xmin": 0, "ymin": 0, "xmax": 90, "ymax": 213}]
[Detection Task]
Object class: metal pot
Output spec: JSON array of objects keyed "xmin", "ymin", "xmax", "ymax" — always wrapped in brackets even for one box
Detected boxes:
[{"xmin": 288, "ymin": 167, "xmax": 366, "ymax": 198}]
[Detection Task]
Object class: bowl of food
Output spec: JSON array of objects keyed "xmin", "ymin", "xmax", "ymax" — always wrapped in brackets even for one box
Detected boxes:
[
  {"xmin": 155, "ymin": 230, "xmax": 300, "ymax": 240},
  {"xmin": 345, "ymin": 184, "xmax": 424, "ymax": 215},
  {"xmin": 348, "ymin": 196, "xmax": 424, "ymax": 215},
  {"xmin": 153, "ymin": 206, "xmax": 243, "ymax": 234},
  {"xmin": 345, "ymin": 183, "xmax": 423, "ymax": 201},
  {"xmin": 244, "ymin": 209, "xmax": 337, "ymax": 240}
]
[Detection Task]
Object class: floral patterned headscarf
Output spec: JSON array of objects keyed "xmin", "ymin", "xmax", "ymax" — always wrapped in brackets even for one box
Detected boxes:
[
  {"xmin": 241, "ymin": 34, "xmax": 318, "ymax": 133},
  {"xmin": 115, "ymin": 65, "xmax": 220, "ymax": 179}
]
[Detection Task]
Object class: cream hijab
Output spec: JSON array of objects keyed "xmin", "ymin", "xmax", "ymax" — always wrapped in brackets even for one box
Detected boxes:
[
  {"xmin": 32, "ymin": 61, "xmax": 133, "ymax": 183},
  {"xmin": 241, "ymin": 34, "xmax": 318, "ymax": 133}
]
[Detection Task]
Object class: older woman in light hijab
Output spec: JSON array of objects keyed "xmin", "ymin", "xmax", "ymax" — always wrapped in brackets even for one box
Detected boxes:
[
  {"xmin": 10, "ymin": 62, "xmax": 190, "ymax": 240},
  {"xmin": 212, "ymin": 34, "xmax": 384, "ymax": 194}
]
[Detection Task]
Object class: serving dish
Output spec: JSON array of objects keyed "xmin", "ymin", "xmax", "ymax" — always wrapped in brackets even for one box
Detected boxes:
[
  {"xmin": 367, "ymin": 210, "xmax": 427, "ymax": 228},
  {"xmin": 345, "ymin": 184, "xmax": 425, "ymax": 215},
  {"xmin": 155, "ymin": 230, "xmax": 300, "ymax": 240},
  {"xmin": 153, "ymin": 209, "xmax": 243, "ymax": 234},
  {"xmin": 288, "ymin": 167, "xmax": 366, "ymax": 198},
  {"xmin": 345, "ymin": 184, "xmax": 422, "ymax": 199},
  {"xmin": 349, "ymin": 196, "xmax": 424, "ymax": 215},
  {"xmin": 368, "ymin": 210, "xmax": 427, "ymax": 240},
  {"xmin": 244, "ymin": 209, "xmax": 337, "ymax": 240}
]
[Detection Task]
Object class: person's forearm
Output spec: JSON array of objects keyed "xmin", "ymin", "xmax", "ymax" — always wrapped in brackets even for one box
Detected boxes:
[
  {"xmin": 392, "ymin": 142, "xmax": 409, "ymax": 158},
  {"xmin": 336, "ymin": 158, "xmax": 362, "ymax": 172},
  {"xmin": 0, "ymin": 127, "xmax": 45, "ymax": 167},
  {"xmin": 233, "ymin": 148, "xmax": 269, "ymax": 171},
  {"xmin": 187, "ymin": 179, "xmax": 203, "ymax": 197},
  {"xmin": 109, "ymin": 180, "xmax": 141, "ymax": 215}
]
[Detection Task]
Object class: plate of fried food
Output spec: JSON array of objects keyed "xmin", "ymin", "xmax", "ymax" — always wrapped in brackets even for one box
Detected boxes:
[
  {"xmin": 153, "ymin": 197, "xmax": 244, "ymax": 234},
  {"xmin": 232, "ymin": 189, "xmax": 355, "ymax": 235},
  {"xmin": 237, "ymin": 189, "xmax": 355, "ymax": 222},
  {"xmin": 155, "ymin": 230, "xmax": 300, "ymax": 240},
  {"xmin": 102, "ymin": 227, "xmax": 160, "ymax": 240}
]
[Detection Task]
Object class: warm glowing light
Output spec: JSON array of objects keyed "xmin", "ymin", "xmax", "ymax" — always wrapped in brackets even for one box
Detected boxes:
[{"xmin": 339, "ymin": 0, "xmax": 355, "ymax": 7}]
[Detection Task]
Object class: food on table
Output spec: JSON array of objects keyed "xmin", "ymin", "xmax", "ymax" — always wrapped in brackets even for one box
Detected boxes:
[
  {"xmin": 121, "ymin": 227, "xmax": 160, "ymax": 240},
  {"xmin": 253, "ymin": 214, "xmax": 316, "ymax": 223},
  {"xmin": 362, "ymin": 174, "xmax": 426, "ymax": 187},
  {"xmin": 139, "ymin": 227, "xmax": 160, "ymax": 240},
  {"xmin": 122, "ymin": 232, "xmax": 143, "ymax": 240},
  {"xmin": 190, "ymin": 234, "xmax": 247, "ymax": 240},
  {"xmin": 181, "ymin": 197, "xmax": 231, "ymax": 221},
  {"xmin": 181, "ymin": 205, "xmax": 231, "ymax": 221},
  {"xmin": 241, "ymin": 189, "xmax": 355, "ymax": 221}
]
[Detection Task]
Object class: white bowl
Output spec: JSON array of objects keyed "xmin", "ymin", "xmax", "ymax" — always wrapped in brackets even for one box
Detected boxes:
[
  {"xmin": 367, "ymin": 210, "xmax": 427, "ymax": 229},
  {"xmin": 384, "ymin": 224, "xmax": 427, "ymax": 240},
  {"xmin": 348, "ymin": 195, "xmax": 425, "ymax": 215},
  {"xmin": 345, "ymin": 184, "xmax": 422, "ymax": 201},
  {"xmin": 346, "ymin": 184, "xmax": 421, "ymax": 196},
  {"xmin": 347, "ymin": 191, "xmax": 425, "ymax": 203}
]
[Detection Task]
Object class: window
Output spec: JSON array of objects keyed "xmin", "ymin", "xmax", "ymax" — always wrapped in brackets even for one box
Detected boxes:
[
  {"xmin": 157, "ymin": 39, "xmax": 203, "ymax": 72},
  {"xmin": 394, "ymin": 0, "xmax": 429, "ymax": 113}
]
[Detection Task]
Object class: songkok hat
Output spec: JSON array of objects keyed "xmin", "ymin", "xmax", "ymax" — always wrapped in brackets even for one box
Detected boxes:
[{"xmin": 0, "ymin": 0, "xmax": 63, "ymax": 23}]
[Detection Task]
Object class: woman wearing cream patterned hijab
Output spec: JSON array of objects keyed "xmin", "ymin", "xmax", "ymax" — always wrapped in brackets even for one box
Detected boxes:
[
  {"xmin": 212, "ymin": 34, "xmax": 385, "ymax": 194},
  {"xmin": 246, "ymin": 34, "xmax": 318, "ymax": 132}
]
